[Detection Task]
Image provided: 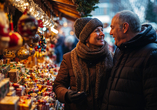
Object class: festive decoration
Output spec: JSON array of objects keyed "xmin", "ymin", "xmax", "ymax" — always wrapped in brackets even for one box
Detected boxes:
[
  {"xmin": 36, "ymin": 35, "xmax": 47, "ymax": 52},
  {"xmin": 33, "ymin": 51, "xmax": 43, "ymax": 58},
  {"xmin": 7, "ymin": 16, "xmax": 23, "ymax": 50},
  {"xmin": 3, "ymin": 49, "xmax": 16, "ymax": 59},
  {"xmin": 32, "ymin": 34, "xmax": 40, "ymax": 43},
  {"xmin": 17, "ymin": 9, "xmax": 38, "ymax": 41},
  {"xmin": 8, "ymin": 32, "xmax": 23, "ymax": 50},
  {"xmin": 16, "ymin": 46, "xmax": 30, "ymax": 60},
  {"xmin": 74, "ymin": 0, "xmax": 99, "ymax": 17},
  {"xmin": 8, "ymin": 0, "xmax": 55, "ymax": 28},
  {"xmin": 0, "ymin": 4, "xmax": 10, "ymax": 48},
  {"xmin": 29, "ymin": 47, "xmax": 35, "ymax": 56},
  {"xmin": 38, "ymin": 19, "xmax": 44, "ymax": 28},
  {"xmin": 26, "ymin": 34, "xmax": 40, "ymax": 48}
]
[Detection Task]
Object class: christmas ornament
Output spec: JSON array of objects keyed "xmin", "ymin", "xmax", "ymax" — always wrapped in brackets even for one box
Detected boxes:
[
  {"xmin": 32, "ymin": 34, "xmax": 40, "ymax": 43},
  {"xmin": 0, "ymin": 7, "xmax": 10, "ymax": 48},
  {"xmin": 7, "ymin": 16, "xmax": 23, "ymax": 50},
  {"xmin": 8, "ymin": 32, "xmax": 23, "ymax": 50},
  {"xmin": 38, "ymin": 19, "xmax": 44, "ymax": 28},
  {"xmin": 17, "ymin": 9, "xmax": 38, "ymax": 41},
  {"xmin": 16, "ymin": 46, "xmax": 30, "ymax": 59},
  {"xmin": 27, "ymin": 33, "xmax": 40, "ymax": 48},
  {"xmin": 36, "ymin": 35, "xmax": 47, "ymax": 52}
]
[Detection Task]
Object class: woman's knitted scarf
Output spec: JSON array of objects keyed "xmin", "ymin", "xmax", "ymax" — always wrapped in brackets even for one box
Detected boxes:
[{"xmin": 71, "ymin": 41, "xmax": 113, "ymax": 101}]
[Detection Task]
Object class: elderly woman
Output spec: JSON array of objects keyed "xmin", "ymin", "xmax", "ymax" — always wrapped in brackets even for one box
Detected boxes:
[{"xmin": 54, "ymin": 18, "xmax": 113, "ymax": 110}]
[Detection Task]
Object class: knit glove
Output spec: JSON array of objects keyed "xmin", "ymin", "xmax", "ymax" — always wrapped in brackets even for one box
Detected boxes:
[{"xmin": 65, "ymin": 90, "xmax": 87, "ymax": 104}]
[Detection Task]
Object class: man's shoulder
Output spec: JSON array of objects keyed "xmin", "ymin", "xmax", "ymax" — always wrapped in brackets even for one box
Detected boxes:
[{"xmin": 143, "ymin": 42, "xmax": 157, "ymax": 50}]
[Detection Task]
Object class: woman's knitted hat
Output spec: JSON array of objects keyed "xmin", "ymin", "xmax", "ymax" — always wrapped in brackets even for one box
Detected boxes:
[{"xmin": 74, "ymin": 17, "xmax": 103, "ymax": 43}]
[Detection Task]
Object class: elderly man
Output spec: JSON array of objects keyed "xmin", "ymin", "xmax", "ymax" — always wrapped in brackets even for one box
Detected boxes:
[{"xmin": 101, "ymin": 10, "xmax": 157, "ymax": 110}]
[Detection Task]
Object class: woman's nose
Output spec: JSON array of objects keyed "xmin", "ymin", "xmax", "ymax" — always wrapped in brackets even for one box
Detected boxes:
[{"xmin": 100, "ymin": 31, "xmax": 104, "ymax": 36}]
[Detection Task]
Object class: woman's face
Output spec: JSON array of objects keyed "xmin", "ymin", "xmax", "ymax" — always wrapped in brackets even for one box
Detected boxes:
[{"xmin": 86, "ymin": 26, "xmax": 105, "ymax": 49}]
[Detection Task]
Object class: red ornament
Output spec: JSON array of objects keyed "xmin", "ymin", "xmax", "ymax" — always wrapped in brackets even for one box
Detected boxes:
[
  {"xmin": 38, "ymin": 19, "xmax": 43, "ymax": 28},
  {"xmin": 7, "ymin": 16, "xmax": 23, "ymax": 50},
  {"xmin": 50, "ymin": 44, "xmax": 55, "ymax": 48},
  {"xmin": 7, "ymin": 32, "xmax": 23, "ymax": 50},
  {"xmin": 17, "ymin": 9, "xmax": 38, "ymax": 40}
]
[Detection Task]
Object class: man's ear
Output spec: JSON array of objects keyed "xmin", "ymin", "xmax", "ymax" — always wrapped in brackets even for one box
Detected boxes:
[{"xmin": 123, "ymin": 22, "xmax": 129, "ymax": 33}]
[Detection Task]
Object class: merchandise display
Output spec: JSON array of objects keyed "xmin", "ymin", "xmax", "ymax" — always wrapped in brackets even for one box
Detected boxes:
[
  {"xmin": 0, "ymin": 58, "xmax": 60, "ymax": 110},
  {"xmin": 0, "ymin": 1, "xmax": 65, "ymax": 110}
]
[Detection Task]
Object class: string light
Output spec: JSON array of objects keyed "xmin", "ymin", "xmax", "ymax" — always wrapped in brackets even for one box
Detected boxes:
[
  {"xmin": 8, "ymin": 0, "xmax": 56, "ymax": 29},
  {"xmin": 50, "ymin": 27, "xmax": 58, "ymax": 34}
]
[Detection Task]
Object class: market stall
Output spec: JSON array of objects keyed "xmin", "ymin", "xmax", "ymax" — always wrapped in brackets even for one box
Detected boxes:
[
  {"xmin": 0, "ymin": 0, "xmax": 99, "ymax": 110},
  {"xmin": 0, "ymin": 0, "xmax": 62, "ymax": 109}
]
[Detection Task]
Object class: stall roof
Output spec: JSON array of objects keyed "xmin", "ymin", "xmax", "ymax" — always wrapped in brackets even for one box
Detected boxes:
[{"xmin": 49, "ymin": 0, "xmax": 81, "ymax": 21}]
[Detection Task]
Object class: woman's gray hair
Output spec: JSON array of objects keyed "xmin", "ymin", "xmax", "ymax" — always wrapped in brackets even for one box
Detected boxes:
[{"xmin": 118, "ymin": 10, "xmax": 141, "ymax": 33}]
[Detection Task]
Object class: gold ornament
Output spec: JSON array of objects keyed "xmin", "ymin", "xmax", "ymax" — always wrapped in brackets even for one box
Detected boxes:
[{"xmin": 16, "ymin": 46, "xmax": 30, "ymax": 59}]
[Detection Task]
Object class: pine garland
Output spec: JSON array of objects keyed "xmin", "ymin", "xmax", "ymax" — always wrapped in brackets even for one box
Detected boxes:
[{"xmin": 75, "ymin": 0, "xmax": 99, "ymax": 17}]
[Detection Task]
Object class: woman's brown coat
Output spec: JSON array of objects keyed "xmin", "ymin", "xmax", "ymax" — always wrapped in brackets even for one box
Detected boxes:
[{"xmin": 54, "ymin": 51, "xmax": 112, "ymax": 110}]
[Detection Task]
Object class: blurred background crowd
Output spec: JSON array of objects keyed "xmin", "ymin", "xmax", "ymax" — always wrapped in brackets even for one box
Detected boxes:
[{"xmin": 51, "ymin": 0, "xmax": 157, "ymax": 65}]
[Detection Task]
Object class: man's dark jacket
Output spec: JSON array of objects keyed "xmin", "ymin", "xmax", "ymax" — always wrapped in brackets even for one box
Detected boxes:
[{"xmin": 101, "ymin": 24, "xmax": 157, "ymax": 110}]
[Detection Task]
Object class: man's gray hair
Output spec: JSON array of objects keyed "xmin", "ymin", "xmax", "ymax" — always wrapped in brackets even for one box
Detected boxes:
[{"xmin": 118, "ymin": 10, "xmax": 141, "ymax": 33}]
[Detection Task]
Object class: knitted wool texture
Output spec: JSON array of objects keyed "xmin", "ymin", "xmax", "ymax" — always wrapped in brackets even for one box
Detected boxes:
[
  {"xmin": 71, "ymin": 41, "xmax": 113, "ymax": 102},
  {"xmin": 74, "ymin": 18, "xmax": 103, "ymax": 43}
]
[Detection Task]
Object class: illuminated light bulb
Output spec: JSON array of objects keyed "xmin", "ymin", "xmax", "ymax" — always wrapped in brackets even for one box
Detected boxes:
[
  {"xmin": 29, "ymin": 7, "xmax": 34, "ymax": 12},
  {"xmin": 50, "ymin": 27, "xmax": 58, "ymax": 34}
]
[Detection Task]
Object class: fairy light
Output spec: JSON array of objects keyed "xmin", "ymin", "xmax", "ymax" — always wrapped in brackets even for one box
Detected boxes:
[
  {"xmin": 9, "ymin": 0, "xmax": 57, "ymax": 31},
  {"xmin": 51, "ymin": 27, "xmax": 58, "ymax": 34}
]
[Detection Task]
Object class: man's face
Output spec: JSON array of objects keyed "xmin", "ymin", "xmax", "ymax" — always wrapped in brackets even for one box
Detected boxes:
[{"xmin": 110, "ymin": 15, "xmax": 127, "ymax": 47}]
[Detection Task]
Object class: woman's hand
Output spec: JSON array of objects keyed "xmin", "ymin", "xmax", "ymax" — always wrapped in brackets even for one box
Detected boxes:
[{"xmin": 65, "ymin": 90, "xmax": 87, "ymax": 104}]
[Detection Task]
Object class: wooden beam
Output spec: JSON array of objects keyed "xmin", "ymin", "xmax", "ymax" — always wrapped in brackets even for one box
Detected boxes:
[
  {"xmin": 53, "ymin": 5, "xmax": 79, "ymax": 15},
  {"xmin": 53, "ymin": 7, "xmax": 80, "ymax": 18},
  {"xmin": 54, "ymin": 7, "xmax": 80, "ymax": 18},
  {"xmin": 55, "ymin": 2, "xmax": 77, "ymax": 9},
  {"xmin": 62, "ymin": 13, "xmax": 80, "ymax": 21},
  {"xmin": 51, "ymin": 0, "xmax": 75, "ymax": 6}
]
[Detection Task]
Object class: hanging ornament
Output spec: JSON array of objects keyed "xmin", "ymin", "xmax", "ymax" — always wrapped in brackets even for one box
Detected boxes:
[
  {"xmin": 27, "ymin": 33, "xmax": 40, "ymax": 48},
  {"xmin": 36, "ymin": 35, "xmax": 47, "ymax": 52},
  {"xmin": 8, "ymin": 32, "xmax": 23, "ymax": 50},
  {"xmin": 16, "ymin": 46, "xmax": 30, "ymax": 60},
  {"xmin": 32, "ymin": 34, "xmax": 40, "ymax": 43},
  {"xmin": 7, "ymin": 15, "xmax": 23, "ymax": 50},
  {"xmin": 17, "ymin": 9, "xmax": 38, "ymax": 41},
  {"xmin": 38, "ymin": 19, "xmax": 44, "ymax": 28},
  {"xmin": 0, "ymin": 3, "xmax": 10, "ymax": 48}
]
